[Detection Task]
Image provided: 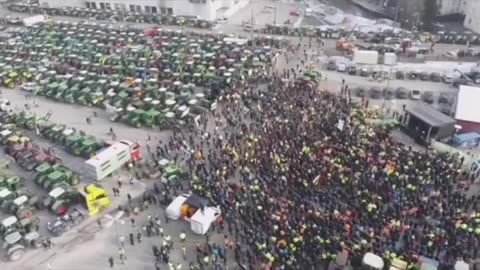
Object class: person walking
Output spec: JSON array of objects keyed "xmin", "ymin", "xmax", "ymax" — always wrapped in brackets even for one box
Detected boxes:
[
  {"xmin": 129, "ymin": 233, "xmax": 134, "ymax": 246},
  {"xmin": 119, "ymin": 247, "xmax": 127, "ymax": 264},
  {"xmin": 118, "ymin": 235, "xmax": 125, "ymax": 248},
  {"xmin": 108, "ymin": 256, "xmax": 114, "ymax": 268}
]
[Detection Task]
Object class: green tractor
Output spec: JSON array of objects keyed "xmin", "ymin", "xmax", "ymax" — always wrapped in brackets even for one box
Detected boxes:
[
  {"xmin": 41, "ymin": 170, "xmax": 80, "ymax": 191},
  {"xmin": 64, "ymin": 133, "xmax": 84, "ymax": 156},
  {"xmin": 124, "ymin": 109, "xmax": 145, "ymax": 128},
  {"xmin": 43, "ymin": 186, "xmax": 80, "ymax": 215},
  {"xmin": 79, "ymin": 139, "xmax": 103, "ymax": 159},
  {"xmin": 7, "ymin": 195, "xmax": 41, "ymax": 220},
  {"xmin": 34, "ymin": 162, "xmax": 61, "ymax": 186},
  {"xmin": 0, "ymin": 177, "xmax": 24, "ymax": 191},
  {"xmin": 144, "ymin": 109, "xmax": 161, "ymax": 127}
]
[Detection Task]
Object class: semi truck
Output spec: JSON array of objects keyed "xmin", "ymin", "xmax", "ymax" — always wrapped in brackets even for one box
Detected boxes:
[{"xmin": 83, "ymin": 142, "xmax": 131, "ymax": 181}]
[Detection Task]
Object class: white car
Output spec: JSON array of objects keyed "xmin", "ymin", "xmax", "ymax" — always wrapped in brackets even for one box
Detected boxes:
[
  {"xmin": 20, "ymin": 82, "xmax": 35, "ymax": 92},
  {"xmin": 166, "ymin": 193, "xmax": 221, "ymax": 235},
  {"xmin": 336, "ymin": 63, "xmax": 347, "ymax": 72},
  {"xmin": 410, "ymin": 90, "xmax": 421, "ymax": 100}
]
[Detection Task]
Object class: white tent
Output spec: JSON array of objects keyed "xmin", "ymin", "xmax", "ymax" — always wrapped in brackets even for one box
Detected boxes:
[{"xmin": 363, "ymin": 252, "xmax": 384, "ymax": 269}]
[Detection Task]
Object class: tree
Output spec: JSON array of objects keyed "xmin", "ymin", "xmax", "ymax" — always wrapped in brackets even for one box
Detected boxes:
[{"xmin": 423, "ymin": 0, "xmax": 438, "ymax": 31}]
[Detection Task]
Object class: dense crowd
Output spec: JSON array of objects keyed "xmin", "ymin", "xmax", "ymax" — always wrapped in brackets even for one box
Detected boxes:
[{"xmin": 147, "ymin": 74, "xmax": 480, "ymax": 270}]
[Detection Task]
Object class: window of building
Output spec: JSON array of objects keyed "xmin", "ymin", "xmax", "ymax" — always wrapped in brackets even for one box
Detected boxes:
[
  {"xmin": 145, "ymin": 6, "xmax": 151, "ymax": 13},
  {"xmin": 167, "ymin": 8, "xmax": 173, "ymax": 15},
  {"xmin": 105, "ymin": 3, "xmax": 111, "ymax": 10},
  {"xmin": 160, "ymin": 7, "xmax": 166, "ymax": 14},
  {"xmin": 151, "ymin": 7, "xmax": 158, "ymax": 13},
  {"xmin": 129, "ymin": 5, "xmax": 135, "ymax": 12},
  {"xmin": 91, "ymin": 2, "xmax": 97, "ymax": 8},
  {"xmin": 202, "ymin": 0, "xmax": 206, "ymax": 3},
  {"xmin": 100, "ymin": 2, "xmax": 105, "ymax": 9},
  {"xmin": 86, "ymin": 2, "xmax": 91, "ymax": 8},
  {"xmin": 136, "ymin": 5, "xmax": 141, "ymax": 12}
]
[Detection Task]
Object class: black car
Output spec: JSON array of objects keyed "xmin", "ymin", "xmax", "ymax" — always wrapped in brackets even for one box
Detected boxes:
[
  {"xmin": 407, "ymin": 71, "xmax": 419, "ymax": 80},
  {"xmin": 327, "ymin": 60, "xmax": 336, "ymax": 70},
  {"xmin": 369, "ymin": 87, "xmax": 382, "ymax": 99},
  {"xmin": 430, "ymin": 72, "xmax": 441, "ymax": 82},
  {"xmin": 395, "ymin": 87, "xmax": 408, "ymax": 99},
  {"xmin": 420, "ymin": 72, "xmax": 430, "ymax": 81},
  {"xmin": 347, "ymin": 65, "xmax": 357, "ymax": 75},
  {"xmin": 360, "ymin": 67, "xmax": 370, "ymax": 77},
  {"xmin": 384, "ymin": 87, "xmax": 395, "ymax": 100},
  {"xmin": 356, "ymin": 87, "xmax": 366, "ymax": 97},
  {"xmin": 422, "ymin": 91, "xmax": 434, "ymax": 104},
  {"xmin": 395, "ymin": 70, "xmax": 405, "ymax": 80},
  {"xmin": 438, "ymin": 94, "xmax": 451, "ymax": 104}
]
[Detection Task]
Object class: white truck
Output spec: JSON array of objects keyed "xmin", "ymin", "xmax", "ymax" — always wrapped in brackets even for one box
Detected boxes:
[
  {"xmin": 353, "ymin": 50, "xmax": 379, "ymax": 65},
  {"xmin": 22, "ymin": 15, "xmax": 47, "ymax": 27},
  {"xmin": 83, "ymin": 142, "xmax": 131, "ymax": 181},
  {"xmin": 166, "ymin": 193, "xmax": 221, "ymax": 235}
]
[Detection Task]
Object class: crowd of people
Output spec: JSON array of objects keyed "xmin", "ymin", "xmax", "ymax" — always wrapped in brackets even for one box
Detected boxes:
[{"xmin": 144, "ymin": 71, "xmax": 480, "ymax": 270}]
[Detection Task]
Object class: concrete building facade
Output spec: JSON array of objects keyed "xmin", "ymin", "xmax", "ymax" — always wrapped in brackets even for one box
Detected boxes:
[
  {"xmin": 463, "ymin": 1, "xmax": 480, "ymax": 33},
  {"xmin": 39, "ymin": 0, "xmax": 249, "ymax": 21},
  {"xmin": 437, "ymin": 0, "xmax": 466, "ymax": 15}
]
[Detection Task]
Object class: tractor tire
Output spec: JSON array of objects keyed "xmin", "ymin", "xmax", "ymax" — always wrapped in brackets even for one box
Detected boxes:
[
  {"xmin": 29, "ymin": 196, "xmax": 42, "ymax": 209},
  {"xmin": 51, "ymin": 200, "xmax": 68, "ymax": 216},
  {"xmin": 16, "ymin": 208, "xmax": 32, "ymax": 219},
  {"xmin": 7, "ymin": 81, "xmax": 16, "ymax": 89},
  {"xmin": 7, "ymin": 245, "xmax": 25, "ymax": 261}
]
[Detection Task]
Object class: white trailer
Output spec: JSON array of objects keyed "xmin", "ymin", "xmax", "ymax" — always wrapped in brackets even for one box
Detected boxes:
[
  {"xmin": 353, "ymin": 50, "xmax": 379, "ymax": 65},
  {"xmin": 84, "ymin": 143, "xmax": 131, "ymax": 181},
  {"xmin": 22, "ymin": 15, "xmax": 47, "ymax": 27}
]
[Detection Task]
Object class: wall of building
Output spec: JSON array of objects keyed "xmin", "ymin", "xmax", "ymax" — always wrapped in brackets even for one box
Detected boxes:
[
  {"xmin": 437, "ymin": 0, "xmax": 466, "ymax": 15},
  {"xmin": 39, "ymin": 0, "xmax": 85, "ymax": 8},
  {"xmin": 39, "ymin": 0, "xmax": 248, "ymax": 20},
  {"xmin": 464, "ymin": 1, "xmax": 480, "ymax": 33}
]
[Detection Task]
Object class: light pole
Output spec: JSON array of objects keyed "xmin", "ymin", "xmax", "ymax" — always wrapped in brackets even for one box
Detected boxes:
[{"xmin": 273, "ymin": 0, "xmax": 277, "ymax": 25}]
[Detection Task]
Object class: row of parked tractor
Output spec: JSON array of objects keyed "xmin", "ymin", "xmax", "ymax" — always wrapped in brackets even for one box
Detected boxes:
[
  {"xmin": 7, "ymin": 3, "xmax": 213, "ymax": 29},
  {"xmin": 0, "ymin": 111, "xmax": 111, "ymax": 262},
  {"xmin": 2, "ymin": 21, "xmax": 272, "ymax": 130}
]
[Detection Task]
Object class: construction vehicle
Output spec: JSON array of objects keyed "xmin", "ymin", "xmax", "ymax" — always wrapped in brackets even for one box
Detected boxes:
[
  {"xmin": 79, "ymin": 184, "xmax": 111, "ymax": 216},
  {"xmin": 84, "ymin": 142, "xmax": 131, "ymax": 181}
]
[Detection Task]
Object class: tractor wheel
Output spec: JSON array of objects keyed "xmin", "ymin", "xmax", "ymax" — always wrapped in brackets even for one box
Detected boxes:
[
  {"xmin": 7, "ymin": 245, "xmax": 25, "ymax": 261},
  {"xmin": 50, "ymin": 181, "xmax": 63, "ymax": 190},
  {"xmin": 51, "ymin": 200, "xmax": 68, "ymax": 216},
  {"xmin": 7, "ymin": 81, "xmax": 16, "ymax": 89},
  {"xmin": 135, "ymin": 122, "xmax": 141, "ymax": 128},
  {"xmin": 29, "ymin": 196, "xmax": 42, "ymax": 210},
  {"xmin": 16, "ymin": 208, "xmax": 32, "ymax": 219}
]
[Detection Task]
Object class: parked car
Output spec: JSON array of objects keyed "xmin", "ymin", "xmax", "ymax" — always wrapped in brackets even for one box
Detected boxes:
[
  {"xmin": 422, "ymin": 91, "xmax": 434, "ymax": 104},
  {"xmin": 20, "ymin": 82, "xmax": 36, "ymax": 92},
  {"xmin": 395, "ymin": 87, "xmax": 408, "ymax": 99},
  {"xmin": 438, "ymin": 93, "xmax": 451, "ymax": 104},
  {"xmin": 327, "ymin": 60, "xmax": 336, "ymax": 70},
  {"xmin": 420, "ymin": 72, "xmax": 430, "ymax": 81},
  {"xmin": 395, "ymin": 70, "xmax": 405, "ymax": 80},
  {"xmin": 356, "ymin": 87, "xmax": 366, "ymax": 97},
  {"xmin": 409, "ymin": 90, "xmax": 421, "ymax": 100},
  {"xmin": 430, "ymin": 72, "xmax": 441, "ymax": 82},
  {"xmin": 384, "ymin": 87, "xmax": 395, "ymax": 100},
  {"xmin": 407, "ymin": 71, "xmax": 419, "ymax": 80},
  {"xmin": 360, "ymin": 67, "xmax": 370, "ymax": 77},
  {"xmin": 369, "ymin": 87, "xmax": 382, "ymax": 99},
  {"xmin": 347, "ymin": 65, "xmax": 357, "ymax": 75},
  {"xmin": 336, "ymin": 63, "xmax": 347, "ymax": 72}
]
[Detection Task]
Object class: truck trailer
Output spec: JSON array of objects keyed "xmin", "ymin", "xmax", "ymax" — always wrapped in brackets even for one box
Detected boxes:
[{"xmin": 83, "ymin": 143, "xmax": 131, "ymax": 181}]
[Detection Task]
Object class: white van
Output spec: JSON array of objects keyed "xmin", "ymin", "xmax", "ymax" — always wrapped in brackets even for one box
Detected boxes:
[
  {"xmin": 166, "ymin": 194, "xmax": 189, "ymax": 220},
  {"xmin": 190, "ymin": 207, "xmax": 221, "ymax": 235}
]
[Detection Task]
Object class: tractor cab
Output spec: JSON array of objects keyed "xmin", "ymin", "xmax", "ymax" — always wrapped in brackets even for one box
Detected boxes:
[
  {"xmin": 0, "ymin": 216, "xmax": 18, "ymax": 237},
  {"xmin": 80, "ymin": 139, "xmax": 100, "ymax": 158},
  {"xmin": 44, "ymin": 186, "xmax": 78, "ymax": 215},
  {"xmin": 0, "ymin": 188, "xmax": 14, "ymax": 208},
  {"xmin": 144, "ymin": 109, "xmax": 160, "ymax": 127}
]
